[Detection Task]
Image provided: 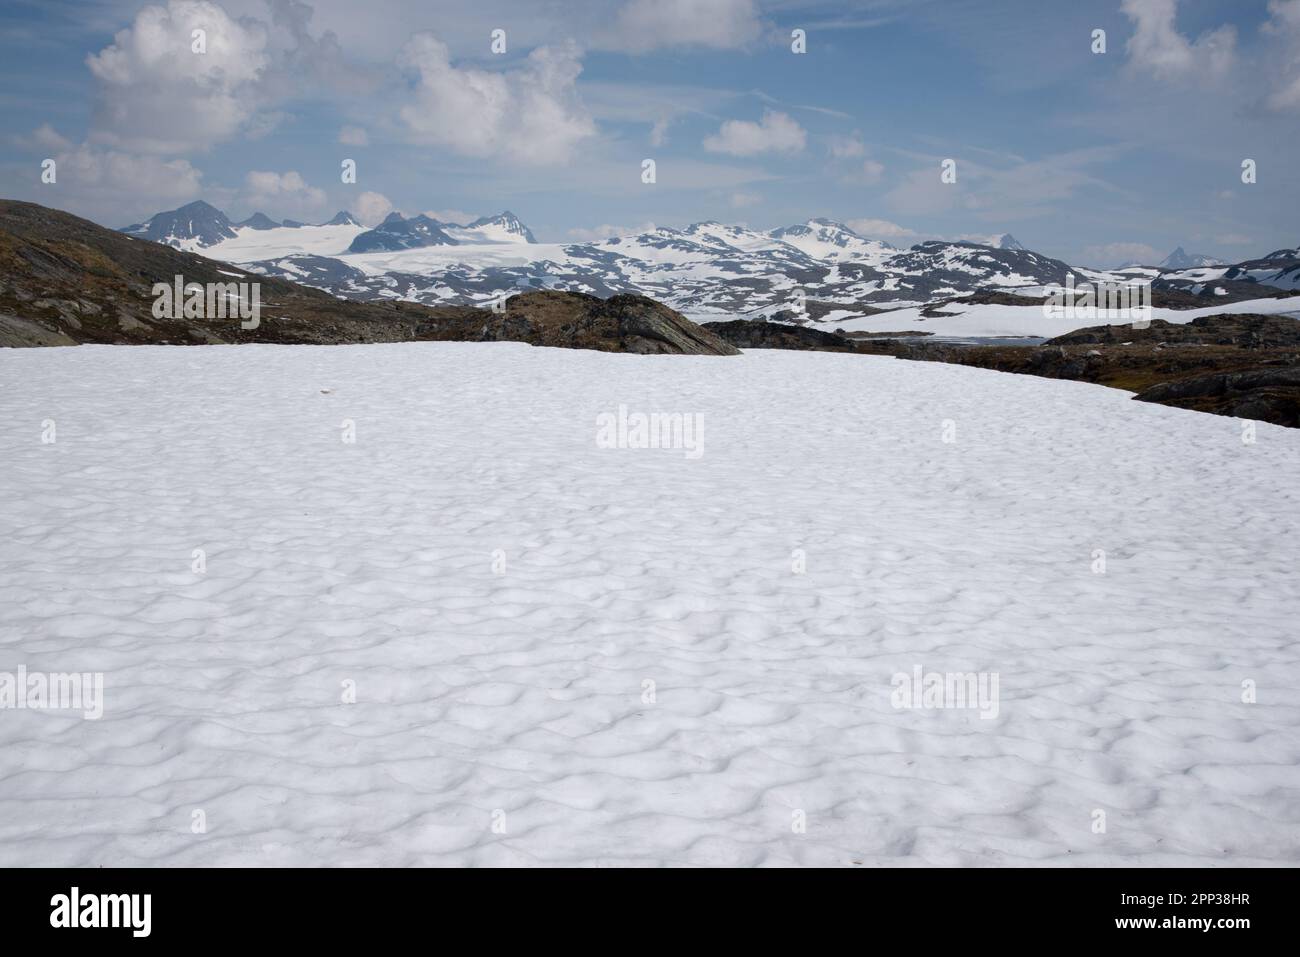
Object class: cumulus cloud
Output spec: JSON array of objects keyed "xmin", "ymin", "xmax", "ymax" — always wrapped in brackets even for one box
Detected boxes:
[
  {"xmin": 1121, "ymin": 0, "xmax": 1235, "ymax": 81},
  {"xmin": 398, "ymin": 33, "xmax": 595, "ymax": 165},
  {"xmin": 86, "ymin": 0, "xmax": 272, "ymax": 154},
  {"xmin": 239, "ymin": 169, "xmax": 327, "ymax": 216},
  {"xmin": 846, "ymin": 218, "xmax": 917, "ymax": 240},
  {"xmin": 1081, "ymin": 241, "xmax": 1162, "ymax": 268},
  {"xmin": 354, "ymin": 191, "xmax": 394, "ymax": 225},
  {"xmin": 600, "ymin": 0, "xmax": 762, "ymax": 53},
  {"xmin": 42, "ymin": 145, "xmax": 204, "ymax": 224},
  {"xmin": 703, "ymin": 110, "xmax": 806, "ymax": 156}
]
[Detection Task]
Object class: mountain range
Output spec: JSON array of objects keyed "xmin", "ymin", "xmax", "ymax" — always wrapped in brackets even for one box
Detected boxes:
[{"xmin": 115, "ymin": 200, "xmax": 1299, "ymax": 321}]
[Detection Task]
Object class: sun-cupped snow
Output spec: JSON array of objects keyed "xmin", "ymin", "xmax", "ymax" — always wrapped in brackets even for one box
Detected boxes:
[{"xmin": 1, "ymin": 342, "xmax": 1298, "ymax": 867}]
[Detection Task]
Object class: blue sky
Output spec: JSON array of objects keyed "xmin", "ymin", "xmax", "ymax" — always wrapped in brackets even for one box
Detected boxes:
[{"xmin": 2, "ymin": 0, "xmax": 1298, "ymax": 265}]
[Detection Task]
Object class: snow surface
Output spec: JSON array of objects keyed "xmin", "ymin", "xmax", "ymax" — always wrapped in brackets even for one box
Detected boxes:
[
  {"xmin": 1, "ymin": 343, "xmax": 1298, "ymax": 866},
  {"xmin": 819, "ymin": 296, "xmax": 1300, "ymax": 339},
  {"xmin": 206, "ymin": 224, "xmax": 368, "ymax": 261}
]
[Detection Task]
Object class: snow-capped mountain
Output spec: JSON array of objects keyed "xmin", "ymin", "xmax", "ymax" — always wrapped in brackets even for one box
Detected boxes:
[
  {"xmin": 346, "ymin": 212, "xmax": 458, "ymax": 253},
  {"xmin": 1160, "ymin": 247, "xmax": 1225, "ymax": 269},
  {"xmin": 233, "ymin": 222, "xmax": 1102, "ymax": 321},
  {"xmin": 1157, "ymin": 245, "xmax": 1300, "ymax": 293},
  {"xmin": 119, "ymin": 200, "xmax": 1299, "ymax": 321},
  {"xmin": 768, "ymin": 218, "xmax": 895, "ymax": 265},
  {"xmin": 442, "ymin": 211, "xmax": 536, "ymax": 244},
  {"xmin": 120, "ymin": 200, "xmax": 237, "ymax": 250},
  {"xmin": 346, "ymin": 210, "xmax": 537, "ymax": 251}
]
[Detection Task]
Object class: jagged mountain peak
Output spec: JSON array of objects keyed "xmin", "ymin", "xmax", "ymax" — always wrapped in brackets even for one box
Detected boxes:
[{"xmin": 321, "ymin": 211, "xmax": 359, "ymax": 226}]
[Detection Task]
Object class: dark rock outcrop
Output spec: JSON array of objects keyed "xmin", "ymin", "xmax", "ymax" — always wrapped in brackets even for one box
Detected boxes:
[
  {"xmin": 703, "ymin": 319, "xmax": 856, "ymax": 352},
  {"xmin": 420, "ymin": 291, "xmax": 738, "ymax": 355},
  {"xmin": 1134, "ymin": 367, "xmax": 1300, "ymax": 427}
]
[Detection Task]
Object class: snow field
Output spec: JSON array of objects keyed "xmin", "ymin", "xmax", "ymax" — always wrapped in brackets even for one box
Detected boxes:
[{"xmin": 0, "ymin": 343, "xmax": 1297, "ymax": 866}]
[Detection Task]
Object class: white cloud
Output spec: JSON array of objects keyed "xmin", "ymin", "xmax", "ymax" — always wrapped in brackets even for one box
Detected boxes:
[
  {"xmin": 86, "ymin": 0, "xmax": 272, "ymax": 154},
  {"xmin": 12, "ymin": 124, "xmax": 73, "ymax": 153},
  {"xmin": 1264, "ymin": 0, "xmax": 1300, "ymax": 109},
  {"xmin": 354, "ymin": 191, "xmax": 394, "ymax": 225},
  {"xmin": 398, "ymin": 33, "xmax": 595, "ymax": 165},
  {"xmin": 845, "ymin": 218, "xmax": 916, "ymax": 240},
  {"xmin": 600, "ymin": 0, "xmax": 762, "ymax": 53},
  {"xmin": 44, "ymin": 145, "xmax": 204, "ymax": 224},
  {"xmin": 650, "ymin": 117, "xmax": 671, "ymax": 147},
  {"xmin": 1214, "ymin": 233, "xmax": 1253, "ymax": 245},
  {"xmin": 239, "ymin": 169, "xmax": 327, "ymax": 216},
  {"xmin": 827, "ymin": 134, "xmax": 866, "ymax": 159},
  {"xmin": 730, "ymin": 191, "xmax": 762, "ymax": 208},
  {"xmin": 703, "ymin": 110, "xmax": 806, "ymax": 156},
  {"xmin": 855, "ymin": 159, "xmax": 885, "ymax": 184},
  {"xmin": 1121, "ymin": 0, "xmax": 1235, "ymax": 81},
  {"xmin": 567, "ymin": 222, "xmax": 657, "ymax": 242},
  {"xmin": 338, "ymin": 125, "xmax": 369, "ymax": 146},
  {"xmin": 1082, "ymin": 241, "xmax": 1161, "ymax": 267}
]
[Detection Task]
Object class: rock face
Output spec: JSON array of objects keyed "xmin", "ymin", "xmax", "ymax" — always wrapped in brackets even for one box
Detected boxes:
[
  {"xmin": 703, "ymin": 319, "xmax": 857, "ymax": 352},
  {"xmin": 418, "ymin": 291, "xmax": 739, "ymax": 356},
  {"xmin": 1134, "ymin": 367, "xmax": 1300, "ymax": 427}
]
